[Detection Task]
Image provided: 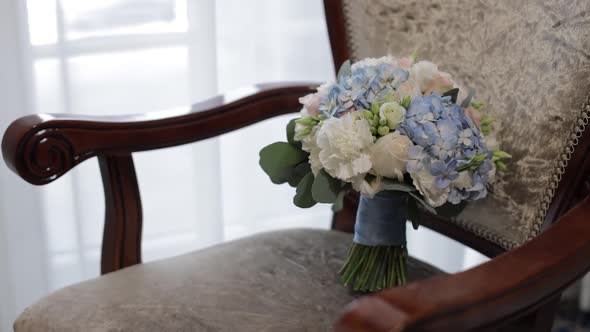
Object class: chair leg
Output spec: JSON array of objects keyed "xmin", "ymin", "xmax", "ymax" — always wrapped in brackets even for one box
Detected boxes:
[{"xmin": 528, "ymin": 296, "xmax": 561, "ymax": 332}]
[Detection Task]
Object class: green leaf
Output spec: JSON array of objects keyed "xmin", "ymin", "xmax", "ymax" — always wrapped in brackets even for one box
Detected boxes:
[
  {"xmin": 337, "ymin": 60, "xmax": 351, "ymax": 81},
  {"xmin": 407, "ymin": 197, "xmax": 420, "ymax": 230},
  {"xmin": 492, "ymin": 150, "xmax": 512, "ymax": 159},
  {"xmin": 408, "ymin": 192, "xmax": 437, "ymax": 215},
  {"xmin": 460, "ymin": 88, "xmax": 475, "ymax": 108},
  {"xmin": 442, "ymin": 88, "xmax": 459, "ymax": 103},
  {"xmin": 288, "ymin": 162, "xmax": 311, "ymax": 187},
  {"xmin": 411, "ymin": 48, "xmax": 419, "ymax": 63},
  {"xmin": 471, "ymin": 101, "xmax": 485, "ymax": 110},
  {"xmin": 293, "ymin": 173, "xmax": 316, "ymax": 208},
  {"xmin": 286, "ymin": 118, "xmax": 298, "ymax": 145},
  {"xmin": 435, "ymin": 201, "xmax": 467, "ymax": 218},
  {"xmin": 332, "ymin": 190, "xmax": 347, "ymax": 212},
  {"xmin": 312, "ymin": 169, "xmax": 342, "ymax": 203},
  {"xmin": 259, "ymin": 142, "xmax": 308, "ymax": 184},
  {"xmin": 381, "ymin": 179, "xmax": 417, "ymax": 192}
]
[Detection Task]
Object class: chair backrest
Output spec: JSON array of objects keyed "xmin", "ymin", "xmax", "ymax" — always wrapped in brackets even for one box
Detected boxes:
[{"xmin": 325, "ymin": 0, "xmax": 590, "ymax": 252}]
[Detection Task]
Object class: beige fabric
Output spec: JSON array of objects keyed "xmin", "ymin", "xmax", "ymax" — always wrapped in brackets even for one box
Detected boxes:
[
  {"xmin": 341, "ymin": 0, "xmax": 590, "ymax": 248},
  {"xmin": 14, "ymin": 229, "xmax": 443, "ymax": 332}
]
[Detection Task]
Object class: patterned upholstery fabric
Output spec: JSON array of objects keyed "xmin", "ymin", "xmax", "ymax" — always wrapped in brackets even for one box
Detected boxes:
[
  {"xmin": 341, "ymin": 0, "xmax": 590, "ymax": 248},
  {"xmin": 14, "ymin": 229, "xmax": 443, "ymax": 332}
]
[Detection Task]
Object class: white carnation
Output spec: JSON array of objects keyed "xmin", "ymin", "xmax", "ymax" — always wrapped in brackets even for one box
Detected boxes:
[
  {"xmin": 410, "ymin": 168, "xmax": 450, "ymax": 207},
  {"xmin": 370, "ymin": 132, "xmax": 412, "ymax": 181},
  {"xmin": 316, "ymin": 113, "xmax": 373, "ymax": 181},
  {"xmin": 308, "ymin": 146, "xmax": 322, "ymax": 176}
]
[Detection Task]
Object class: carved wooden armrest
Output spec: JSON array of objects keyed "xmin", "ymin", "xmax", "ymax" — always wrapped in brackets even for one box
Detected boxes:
[
  {"xmin": 2, "ymin": 82, "xmax": 317, "ymax": 274},
  {"xmin": 335, "ymin": 196, "xmax": 590, "ymax": 332},
  {"xmin": 2, "ymin": 82, "xmax": 318, "ymax": 185}
]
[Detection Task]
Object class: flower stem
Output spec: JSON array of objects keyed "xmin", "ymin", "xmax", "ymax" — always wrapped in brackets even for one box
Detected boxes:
[{"xmin": 339, "ymin": 243, "xmax": 408, "ymax": 292}]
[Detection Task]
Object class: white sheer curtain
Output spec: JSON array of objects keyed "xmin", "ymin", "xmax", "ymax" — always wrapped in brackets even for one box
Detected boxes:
[{"xmin": 0, "ymin": 1, "xmax": 486, "ymax": 331}]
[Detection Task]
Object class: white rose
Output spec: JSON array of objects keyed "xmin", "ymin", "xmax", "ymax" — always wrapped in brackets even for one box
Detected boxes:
[
  {"xmin": 370, "ymin": 132, "xmax": 412, "ymax": 181},
  {"xmin": 410, "ymin": 167, "xmax": 450, "ymax": 207},
  {"xmin": 316, "ymin": 112, "xmax": 373, "ymax": 181},
  {"xmin": 394, "ymin": 79, "xmax": 421, "ymax": 101},
  {"xmin": 352, "ymin": 175, "xmax": 383, "ymax": 198},
  {"xmin": 411, "ymin": 61, "xmax": 440, "ymax": 92},
  {"xmin": 379, "ymin": 102, "xmax": 407, "ymax": 130},
  {"xmin": 411, "ymin": 61, "xmax": 457, "ymax": 95}
]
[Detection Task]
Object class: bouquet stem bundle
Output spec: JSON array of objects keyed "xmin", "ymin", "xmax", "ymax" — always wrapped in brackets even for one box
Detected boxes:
[
  {"xmin": 340, "ymin": 243, "xmax": 407, "ymax": 291},
  {"xmin": 341, "ymin": 191, "xmax": 409, "ymax": 292}
]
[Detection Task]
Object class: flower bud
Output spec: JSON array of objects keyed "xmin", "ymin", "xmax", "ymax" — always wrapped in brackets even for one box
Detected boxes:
[
  {"xmin": 372, "ymin": 117, "xmax": 379, "ymax": 127},
  {"xmin": 299, "ymin": 127, "xmax": 311, "ymax": 137},
  {"xmin": 379, "ymin": 101, "xmax": 406, "ymax": 130},
  {"xmin": 371, "ymin": 102, "xmax": 380, "ymax": 115},
  {"xmin": 377, "ymin": 126, "xmax": 390, "ymax": 136},
  {"xmin": 295, "ymin": 117, "xmax": 316, "ymax": 126}
]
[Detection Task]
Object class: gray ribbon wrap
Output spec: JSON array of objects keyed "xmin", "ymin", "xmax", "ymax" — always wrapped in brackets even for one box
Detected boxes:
[{"xmin": 353, "ymin": 191, "xmax": 408, "ymax": 246}]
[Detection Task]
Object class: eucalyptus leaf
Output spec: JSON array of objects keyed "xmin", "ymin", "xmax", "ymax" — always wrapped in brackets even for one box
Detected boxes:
[
  {"xmin": 312, "ymin": 169, "xmax": 342, "ymax": 203},
  {"xmin": 337, "ymin": 60, "xmax": 351, "ymax": 82},
  {"xmin": 436, "ymin": 201, "xmax": 468, "ymax": 218},
  {"xmin": 408, "ymin": 192, "xmax": 437, "ymax": 215},
  {"xmin": 460, "ymin": 88, "xmax": 476, "ymax": 108},
  {"xmin": 293, "ymin": 173, "xmax": 316, "ymax": 208},
  {"xmin": 288, "ymin": 162, "xmax": 311, "ymax": 187},
  {"xmin": 332, "ymin": 190, "xmax": 347, "ymax": 212},
  {"xmin": 286, "ymin": 118, "xmax": 299, "ymax": 146},
  {"xmin": 442, "ymin": 88, "xmax": 459, "ymax": 103},
  {"xmin": 259, "ymin": 142, "xmax": 308, "ymax": 184},
  {"xmin": 407, "ymin": 197, "xmax": 420, "ymax": 230},
  {"xmin": 381, "ymin": 179, "xmax": 417, "ymax": 192}
]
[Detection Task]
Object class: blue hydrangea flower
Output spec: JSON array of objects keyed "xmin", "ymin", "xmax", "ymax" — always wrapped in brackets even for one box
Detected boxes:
[
  {"xmin": 402, "ymin": 93, "xmax": 495, "ymax": 205},
  {"xmin": 430, "ymin": 159, "xmax": 459, "ymax": 189},
  {"xmin": 319, "ymin": 63, "xmax": 409, "ymax": 118}
]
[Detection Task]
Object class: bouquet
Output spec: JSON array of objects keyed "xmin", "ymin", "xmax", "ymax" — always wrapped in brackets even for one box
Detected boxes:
[{"xmin": 259, "ymin": 54, "xmax": 510, "ymax": 292}]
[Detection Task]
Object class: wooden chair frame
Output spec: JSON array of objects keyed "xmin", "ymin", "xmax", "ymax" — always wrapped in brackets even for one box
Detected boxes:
[{"xmin": 2, "ymin": 1, "xmax": 590, "ymax": 330}]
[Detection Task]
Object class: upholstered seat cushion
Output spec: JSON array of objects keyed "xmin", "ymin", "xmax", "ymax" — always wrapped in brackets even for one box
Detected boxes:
[{"xmin": 14, "ymin": 229, "xmax": 444, "ymax": 332}]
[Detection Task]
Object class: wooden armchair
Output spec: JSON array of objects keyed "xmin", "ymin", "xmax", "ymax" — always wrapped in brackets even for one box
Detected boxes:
[{"xmin": 3, "ymin": 0, "xmax": 590, "ymax": 331}]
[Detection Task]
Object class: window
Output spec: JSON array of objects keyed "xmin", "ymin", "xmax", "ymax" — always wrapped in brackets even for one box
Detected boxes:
[{"xmin": 23, "ymin": 0, "xmax": 334, "ymax": 290}]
